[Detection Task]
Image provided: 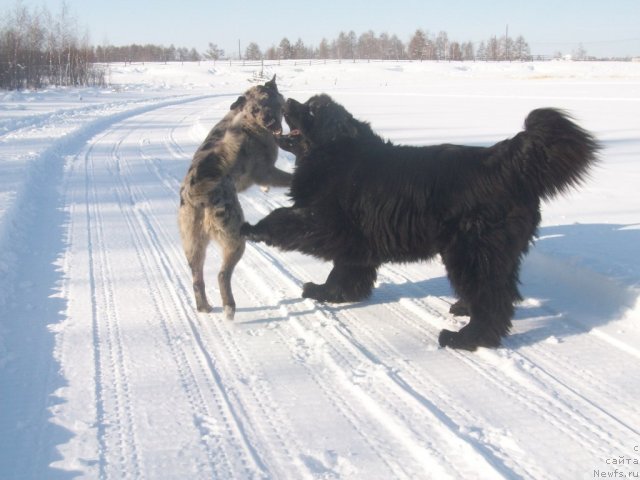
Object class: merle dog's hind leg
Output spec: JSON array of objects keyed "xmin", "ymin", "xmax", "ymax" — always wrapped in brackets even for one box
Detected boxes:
[
  {"xmin": 217, "ymin": 237, "xmax": 245, "ymax": 320},
  {"xmin": 209, "ymin": 182, "xmax": 246, "ymax": 320},
  {"xmin": 179, "ymin": 203, "xmax": 213, "ymax": 313},
  {"xmin": 303, "ymin": 262, "xmax": 378, "ymax": 303}
]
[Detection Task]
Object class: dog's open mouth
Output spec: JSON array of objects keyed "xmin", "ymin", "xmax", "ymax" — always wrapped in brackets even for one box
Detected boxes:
[
  {"xmin": 274, "ymin": 128, "xmax": 301, "ymax": 139},
  {"xmin": 269, "ymin": 125, "xmax": 283, "ymax": 135},
  {"xmin": 265, "ymin": 118, "xmax": 283, "ymax": 135}
]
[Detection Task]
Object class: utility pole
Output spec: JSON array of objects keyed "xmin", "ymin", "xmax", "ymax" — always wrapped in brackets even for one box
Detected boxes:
[
  {"xmin": 238, "ymin": 39, "xmax": 241, "ymax": 60},
  {"xmin": 505, "ymin": 24, "xmax": 509, "ymax": 61}
]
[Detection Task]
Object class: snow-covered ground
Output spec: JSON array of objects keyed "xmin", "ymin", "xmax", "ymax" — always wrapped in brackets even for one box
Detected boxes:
[{"xmin": 1, "ymin": 60, "xmax": 639, "ymax": 479}]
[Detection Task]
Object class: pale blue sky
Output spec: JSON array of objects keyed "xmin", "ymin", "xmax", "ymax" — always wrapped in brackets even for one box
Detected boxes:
[{"xmin": 5, "ymin": 0, "xmax": 640, "ymax": 57}]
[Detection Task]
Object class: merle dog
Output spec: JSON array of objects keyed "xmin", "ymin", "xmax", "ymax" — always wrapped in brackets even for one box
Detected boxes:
[{"xmin": 179, "ymin": 76, "xmax": 291, "ymax": 319}]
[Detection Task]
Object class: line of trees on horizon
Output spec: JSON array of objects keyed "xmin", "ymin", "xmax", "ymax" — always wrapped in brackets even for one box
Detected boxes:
[
  {"xmin": 239, "ymin": 29, "xmax": 532, "ymax": 63},
  {"xmin": 2, "ymin": 2, "xmax": 599, "ymax": 90}
]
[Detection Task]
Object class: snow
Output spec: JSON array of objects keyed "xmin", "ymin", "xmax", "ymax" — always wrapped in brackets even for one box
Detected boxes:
[{"xmin": 1, "ymin": 60, "xmax": 639, "ymax": 479}]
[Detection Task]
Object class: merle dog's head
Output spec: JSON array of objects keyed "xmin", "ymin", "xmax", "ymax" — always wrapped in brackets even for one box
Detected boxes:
[
  {"xmin": 230, "ymin": 75, "xmax": 284, "ymax": 134},
  {"xmin": 277, "ymin": 94, "xmax": 360, "ymax": 154}
]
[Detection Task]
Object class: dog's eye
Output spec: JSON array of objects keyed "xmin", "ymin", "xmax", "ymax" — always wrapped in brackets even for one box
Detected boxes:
[{"xmin": 308, "ymin": 110, "xmax": 315, "ymax": 118}]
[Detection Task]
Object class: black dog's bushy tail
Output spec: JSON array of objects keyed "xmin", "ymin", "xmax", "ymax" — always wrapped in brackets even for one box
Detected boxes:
[{"xmin": 511, "ymin": 108, "xmax": 600, "ymax": 200}]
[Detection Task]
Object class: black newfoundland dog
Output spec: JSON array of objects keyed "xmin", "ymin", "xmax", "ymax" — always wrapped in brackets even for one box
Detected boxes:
[{"xmin": 241, "ymin": 94, "xmax": 599, "ymax": 350}]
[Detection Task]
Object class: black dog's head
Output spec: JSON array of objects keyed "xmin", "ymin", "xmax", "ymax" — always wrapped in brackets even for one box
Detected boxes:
[
  {"xmin": 277, "ymin": 94, "xmax": 360, "ymax": 154},
  {"xmin": 231, "ymin": 75, "xmax": 284, "ymax": 134}
]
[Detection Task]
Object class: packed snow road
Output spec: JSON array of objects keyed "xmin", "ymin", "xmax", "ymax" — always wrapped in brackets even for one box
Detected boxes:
[{"xmin": 1, "ymin": 62, "xmax": 639, "ymax": 479}]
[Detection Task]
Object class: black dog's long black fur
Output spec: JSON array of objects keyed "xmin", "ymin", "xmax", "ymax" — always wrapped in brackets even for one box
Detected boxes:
[{"xmin": 242, "ymin": 95, "xmax": 599, "ymax": 350}]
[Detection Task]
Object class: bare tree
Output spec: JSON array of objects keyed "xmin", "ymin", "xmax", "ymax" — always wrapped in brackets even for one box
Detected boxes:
[
  {"xmin": 317, "ymin": 38, "xmax": 330, "ymax": 59},
  {"xmin": 572, "ymin": 43, "xmax": 587, "ymax": 61},
  {"xmin": 500, "ymin": 35, "xmax": 514, "ymax": 61},
  {"xmin": 388, "ymin": 34, "xmax": 406, "ymax": 60},
  {"xmin": 513, "ymin": 36, "xmax": 530, "ymax": 61},
  {"xmin": 435, "ymin": 31, "xmax": 448, "ymax": 60},
  {"xmin": 204, "ymin": 42, "xmax": 224, "ymax": 60},
  {"xmin": 264, "ymin": 45, "xmax": 278, "ymax": 60},
  {"xmin": 461, "ymin": 41, "xmax": 475, "ymax": 61},
  {"xmin": 333, "ymin": 31, "xmax": 357, "ymax": 60},
  {"xmin": 449, "ymin": 41, "xmax": 462, "ymax": 61},
  {"xmin": 278, "ymin": 37, "xmax": 292, "ymax": 59},
  {"xmin": 486, "ymin": 36, "xmax": 500, "ymax": 61},
  {"xmin": 357, "ymin": 30, "xmax": 378, "ymax": 59},
  {"xmin": 292, "ymin": 38, "xmax": 307, "ymax": 59},
  {"xmin": 0, "ymin": 1, "xmax": 105, "ymax": 89},
  {"xmin": 245, "ymin": 42, "xmax": 261, "ymax": 60},
  {"xmin": 408, "ymin": 29, "xmax": 427, "ymax": 60}
]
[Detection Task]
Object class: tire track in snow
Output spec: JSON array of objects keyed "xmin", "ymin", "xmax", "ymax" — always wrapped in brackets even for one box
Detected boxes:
[
  {"xmin": 107, "ymin": 100, "xmax": 319, "ymax": 478},
  {"xmin": 87, "ymin": 95, "xmax": 638, "ymax": 479},
  {"xmin": 53, "ymin": 94, "xmax": 265, "ymax": 478},
  {"xmin": 132, "ymin": 100, "xmax": 437, "ymax": 478},
  {"xmin": 381, "ymin": 261, "xmax": 640, "ymax": 439},
  {"xmin": 84, "ymin": 136, "xmax": 142, "ymax": 479},
  {"xmin": 240, "ymin": 239, "xmax": 518, "ymax": 480},
  {"xmin": 234, "ymin": 246, "xmax": 445, "ymax": 479},
  {"xmin": 241, "ymin": 185, "xmax": 633, "ymax": 478},
  {"xmin": 372, "ymin": 266, "xmax": 634, "ymax": 474},
  {"xmin": 236, "ymin": 187, "xmax": 507, "ymax": 477},
  {"xmin": 247, "ymin": 244, "xmax": 628, "ymax": 479},
  {"xmin": 105, "ymin": 114, "xmax": 272, "ymax": 478}
]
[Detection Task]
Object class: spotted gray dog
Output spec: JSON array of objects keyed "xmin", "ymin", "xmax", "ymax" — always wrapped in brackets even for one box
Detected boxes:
[{"xmin": 179, "ymin": 76, "xmax": 291, "ymax": 318}]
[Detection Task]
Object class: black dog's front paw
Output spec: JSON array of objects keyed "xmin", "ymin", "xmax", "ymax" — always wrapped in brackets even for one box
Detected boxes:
[
  {"xmin": 302, "ymin": 282, "xmax": 326, "ymax": 301},
  {"xmin": 240, "ymin": 222, "xmax": 271, "ymax": 243},
  {"xmin": 302, "ymin": 282, "xmax": 352, "ymax": 303},
  {"xmin": 438, "ymin": 324, "xmax": 501, "ymax": 351},
  {"xmin": 240, "ymin": 222, "xmax": 254, "ymax": 236}
]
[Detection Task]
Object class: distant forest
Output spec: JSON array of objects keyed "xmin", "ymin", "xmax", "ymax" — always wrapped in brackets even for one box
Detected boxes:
[
  {"xmin": 1, "ymin": 2, "xmax": 593, "ymax": 90},
  {"xmin": 238, "ymin": 30, "xmax": 532, "ymax": 63}
]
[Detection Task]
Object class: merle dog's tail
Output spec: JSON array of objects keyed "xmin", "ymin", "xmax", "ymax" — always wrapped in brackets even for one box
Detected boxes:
[{"xmin": 509, "ymin": 108, "xmax": 600, "ymax": 200}]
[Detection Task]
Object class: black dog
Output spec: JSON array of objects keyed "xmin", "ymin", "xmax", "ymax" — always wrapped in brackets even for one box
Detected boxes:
[{"xmin": 242, "ymin": 94, "xmax": 599, "ymax": 350}]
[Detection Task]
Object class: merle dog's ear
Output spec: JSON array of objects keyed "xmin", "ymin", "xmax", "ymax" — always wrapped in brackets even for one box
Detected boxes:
[
  {"xmin": 230, "ymin": 95, "xmax": 246, "ymax": 110},
  {"xmin": 265, "ymin": 74, "xmax": 277, "ymax": 91}
]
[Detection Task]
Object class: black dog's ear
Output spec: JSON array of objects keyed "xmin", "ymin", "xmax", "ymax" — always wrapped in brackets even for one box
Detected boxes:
[
  {"xmin": 230, "ymin": 95, "xmax": 246, "ymax": 110},
  {"xmin": 265, "ymin": 74, "xmax": 277, "ymax": 91},
  {"xmin": 335, "ymin": 118, "xmax": 359, "ymax": 140}
]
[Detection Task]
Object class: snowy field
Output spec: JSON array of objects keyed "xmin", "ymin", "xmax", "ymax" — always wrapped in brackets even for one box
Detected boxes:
[{"xmin": 1, "ymin": 60, "xmax": 639, "ymax": 479}]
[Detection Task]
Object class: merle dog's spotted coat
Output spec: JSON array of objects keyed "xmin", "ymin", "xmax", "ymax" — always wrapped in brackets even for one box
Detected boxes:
[{"xmin": 179, "ymin": 76, "xmax": 291, "ymax": 318}]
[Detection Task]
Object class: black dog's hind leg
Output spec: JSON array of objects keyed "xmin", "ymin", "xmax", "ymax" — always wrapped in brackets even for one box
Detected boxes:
[
  {"xmin": 449, "ymin": 298, "xmax": 470, "ymax": 316},
  {"xmin": 303, "ymin": 262, "xmax": 378, "ymax": 303},
  {"xmin": 438, "ymin": 291, "xmax": 515, "ymax": 350},
  {"xmin": 439, "ymin": 237, "xmax": 523, "ymax": 351}
]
